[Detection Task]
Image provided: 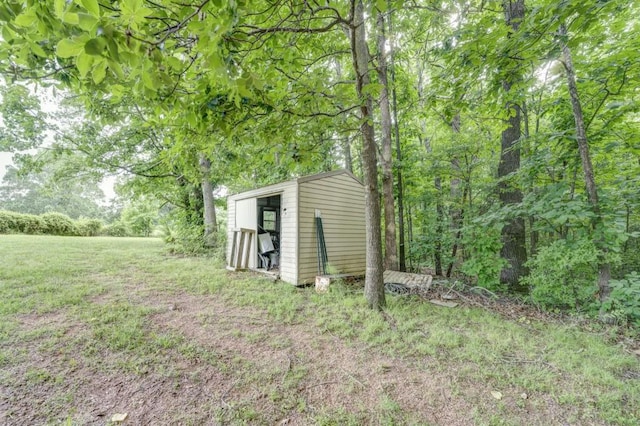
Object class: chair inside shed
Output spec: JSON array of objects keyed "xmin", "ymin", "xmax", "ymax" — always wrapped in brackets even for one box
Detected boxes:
[{"xmin": 257, "ymin": 194, "xmax": 281, "ymax": 271}]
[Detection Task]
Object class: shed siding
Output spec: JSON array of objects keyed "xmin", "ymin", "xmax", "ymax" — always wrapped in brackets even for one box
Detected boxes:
[{"xmin": 297, "ymin": 173, "xmax": 366, "ymax": 283}]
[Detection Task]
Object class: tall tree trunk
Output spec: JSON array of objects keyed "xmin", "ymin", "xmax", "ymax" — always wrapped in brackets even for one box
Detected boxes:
[
  {"xmin": 199, "ymin": 154, "xmax": 218, "ymax": 247},
  {"xmin": 434, "ymin": 175, "xmax": 444, "ymax": 275},
  {"xmin": 407, "ymin": 201, "xmax": 414, "ymax": 272},
  {"xmin": 498, "ymin": 0, "xmax": 528, "ymax": 291},
  {"xmin": 521, "ymin": 101, "xmax": 538, "ymax": 256},
  {"xmin": 350, "ymin": 0, "xmax": 385, "ymax": 310},
  {"xmin": 422, "ymin": 135, "xmax": 444, "ymax": 275},
  {"xmin": 376, "ymin": 11, "xmax": 398, "ymax": 271},
  {"xmin": 387, "ymin": 4, "xmax": 406, "ymax": 272},
  {"xmin": 447, "ymin": 113, "xmax": 465, "ymax": 277},
  {"xmin": 558, "ymin": 23, "xmax": 611, "ymax": 302}
]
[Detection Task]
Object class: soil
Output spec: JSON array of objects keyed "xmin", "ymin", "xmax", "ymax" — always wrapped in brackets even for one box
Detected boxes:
[{"xmin": 1, "ymin": 280, "xmax": 626, "ymax": 425}]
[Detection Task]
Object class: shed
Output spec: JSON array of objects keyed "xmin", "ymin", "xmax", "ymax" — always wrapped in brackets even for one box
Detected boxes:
[{"xmin": 226, "ymin": 169, "xmax": 366, "ymax": 285}]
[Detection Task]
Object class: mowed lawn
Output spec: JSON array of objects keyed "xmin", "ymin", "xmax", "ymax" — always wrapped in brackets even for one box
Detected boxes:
[{"xmin": 0, "ymin": 235, "xmax": 639, "ymax": 425}]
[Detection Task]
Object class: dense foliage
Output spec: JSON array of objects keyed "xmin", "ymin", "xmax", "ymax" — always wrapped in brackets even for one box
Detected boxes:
[{"xmin": 0, "ymin": 0, "xmax": 638, "ymax": 317}]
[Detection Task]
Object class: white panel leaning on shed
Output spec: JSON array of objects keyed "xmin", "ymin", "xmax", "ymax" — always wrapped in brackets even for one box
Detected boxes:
[{"xmin": 226, "ymin": 169, "xmax": 366, "ymax": 285}]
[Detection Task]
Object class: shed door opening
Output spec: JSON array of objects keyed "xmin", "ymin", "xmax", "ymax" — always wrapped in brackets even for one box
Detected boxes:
[{"xmin": 257, "ymin": 194, "xmax": 281, "ymax": 271}]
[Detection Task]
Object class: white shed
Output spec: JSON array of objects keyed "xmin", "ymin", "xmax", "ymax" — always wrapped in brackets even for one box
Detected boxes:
[{"xmin": 226, "ymin": 169, "xmax": 366, "ymax": 285}]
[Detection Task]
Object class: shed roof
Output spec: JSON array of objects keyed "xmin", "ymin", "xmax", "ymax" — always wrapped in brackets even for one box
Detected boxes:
[{"xmin": 228, "ymin": 169, "xmax": 362, "ymax": 199}]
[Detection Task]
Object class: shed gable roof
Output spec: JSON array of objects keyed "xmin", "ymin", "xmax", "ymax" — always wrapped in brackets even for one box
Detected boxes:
[
  {"xmin": 296, "ymin": 169, "xmax": 363, "ymax": 186},
  {"xmin": 228, "ymin": 169, "xmax": 362, "ymax": 200}
]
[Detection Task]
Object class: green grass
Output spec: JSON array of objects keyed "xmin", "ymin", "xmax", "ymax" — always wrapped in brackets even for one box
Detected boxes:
[{"xmin": 1, "ymin": 235, "xmax": 639, "ymax": 425}]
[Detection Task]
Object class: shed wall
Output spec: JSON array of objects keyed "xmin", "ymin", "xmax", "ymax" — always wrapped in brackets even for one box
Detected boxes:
[{"xmin": 297, "ymin": 173, "xmax": 366, "ymax": 284}]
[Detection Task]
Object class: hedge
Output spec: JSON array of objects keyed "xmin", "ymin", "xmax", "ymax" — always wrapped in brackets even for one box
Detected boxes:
[{"xmin": 0, "ymin": 210, "xmax": 105, "ymax": 237}]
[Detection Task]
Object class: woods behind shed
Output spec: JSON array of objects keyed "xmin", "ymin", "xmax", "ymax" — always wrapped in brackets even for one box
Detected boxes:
[{"xmin": 227, "ymin": 170, "xmax": 366, "ymax": 285}]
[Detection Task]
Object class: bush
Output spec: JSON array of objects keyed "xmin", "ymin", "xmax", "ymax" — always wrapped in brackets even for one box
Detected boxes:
[
  {"xmin": 600, "ymin": 272, "xmax": 640, "ymax": 326},
  {"xmin": 76, "ymin": 219, "xmax": 103, "ymax": 236},
  {"xmin": 524, "ymin": 238, "xmax": 600, "ymax": 310},
  {"xmin": 163, "ymin": 222, "xmax": 208, "ymax": 255},
  {"xmin": 40, "ymin": 212, "xmax": 78, "ymax": 236},
  {"xmin": 103, "ymin": 221, "xmax": 129, "ymax": 237},
  {"xmin": 461, "ymin": 224, "xmax": 506, "ymax": 291},
  {"xmin": 0, "ymin": 210, "xmax": 109, "ymax": 237},
  {"xmin": 0, "ymin": 210, "xmax": 21, "ymax": 233},
  {"xmin": 21, "ymin": 214, "xmax": 46, "ymax": 234}
]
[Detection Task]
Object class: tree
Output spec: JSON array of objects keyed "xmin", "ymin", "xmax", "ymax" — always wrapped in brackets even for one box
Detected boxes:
[
  {"xmin": 376, "ymin": 9, "xmax": 398, "ymax": 271},
  {"xmin": 558, "ymin": 22, "xmax": 611, "ymax": 302},
  {"xmin": 350, "ymin": 0, "xmax": 385, "ymax": 309},
  {"xmin": 0, "ymin": 83, "xmax": 48, "ymax": 153},
  {"xmin": 0, "ymin": 154, "xmax": 108, "ymax": 219},
  {"xmin": 497, "ymin": 0, "xmax": 528, "ymax": 291}
]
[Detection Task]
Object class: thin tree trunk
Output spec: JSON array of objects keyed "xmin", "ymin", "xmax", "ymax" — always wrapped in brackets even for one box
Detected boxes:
[
  {"xmin": 376, "ymin": 11, "xmax": 398, "ymax": 271},
  {"xmin": 350, "ymin": 0, "xmax": 385, "ymax": 310},
  {"xmin": 334, "ymin": 58, "xmax": 353, "ymax": 173},
  {"xmin": 434, "ymin": 176, "xmax": 444, "ymax": 276},
  {"xmin": 342, "ymin": 137, "xmax": 353, "ymax": 172},
  {"xmin": 522, "ymin": 100, "xmax": 538, "ymax": 256},
  {"xmin": 407, "ymin": 201, "xmax": 414, "ymax": 272},
  {"xmin": 199, "ymin": 154, "xmax": 217, "ymax": 247},
  {"xmin": 447, "ymin": 113, "xmax": 464, "ymax": 277},
  {"xmin": 559, "ymin": 22, "xmax": 611, "ymax": 302},
  {"xmin": 387, "ymin": 4, "xmax": 406, "ymax": 272},
  {"xmin": 498, "ymin": 0, "xmax": 528, "ymax": 291},
  {"xmin": 422, "ymin": 135, "xmax": 444, "ymax": 275}
]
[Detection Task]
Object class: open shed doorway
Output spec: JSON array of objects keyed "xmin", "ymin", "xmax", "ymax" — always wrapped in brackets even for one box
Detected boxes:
[{"xmin": 257, "ymin": 194, "xmax": 281, "ymax": 272}]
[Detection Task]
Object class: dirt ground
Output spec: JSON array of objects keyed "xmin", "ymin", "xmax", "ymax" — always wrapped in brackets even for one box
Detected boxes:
[{"xmin": 2, "ymin": 280, "xmax": 604, "ymax": 426}]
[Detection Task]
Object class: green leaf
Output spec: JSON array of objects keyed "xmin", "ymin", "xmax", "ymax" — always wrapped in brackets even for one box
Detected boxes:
[
  {"xmin": 54, "ymin": 0, "xmax": 66, "ymax": 18},
  {"xmin": 92, "ymin": 59, "xmax": 107, "ymax": 84},
  {"xmin": 14, "ymin": 11, "xmax": 37, "ymax": 27},
  {"xmin": 108, "ymin": 59, "xmax": 124, "ymax": 79},
  {"xmin": 29, "ymin": 42, "xmax": 47, "ymax": 58},
  {"xmin": 84, "ymin": 38, "xmax": 106, "ymax": 56},
  {"xmin": 142, "ymin": 71, "xmax": 158, "ymax": 91},
  {"xmin": 110, "ymin": 84, "xmax": 125, "ymax": 102},
  {"xmin": 186, "ymin": 111, "xmax": 198, "ymax": 127},
  {"xmin": 56, "ymin": 38, "xmax": 85, "ymax": 58},
  {"xmin": 81, "ymin": 0, "xmax": 101, "ymax": 18},
  {"xmin": 61, "ymin": 12, "xmax": 80, "ymax": 25},
  {"xmin": 62, "ymin": 12, "xmax": 80, "ymax": 25},
  {"xmin": 78, "ymin": 13, "xmax": 99, "ymax": 31},
  {"xmin": 77, "ymin": 52, "xmax": 94, "ymax": 78},
  {"xmin": 2, "ymin": 26, "xmax": 14, "ymax": 42}
]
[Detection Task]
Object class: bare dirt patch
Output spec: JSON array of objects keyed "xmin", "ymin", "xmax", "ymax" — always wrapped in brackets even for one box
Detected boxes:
[{"xmin": 1, "ymin": 286, "xmax": 610, "ymax": 425}]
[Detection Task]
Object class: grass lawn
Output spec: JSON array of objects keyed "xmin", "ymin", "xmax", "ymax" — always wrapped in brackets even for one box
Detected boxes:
[{"xmin": 0, "ymin": 234, "xmax": 638, "ymax": 425}]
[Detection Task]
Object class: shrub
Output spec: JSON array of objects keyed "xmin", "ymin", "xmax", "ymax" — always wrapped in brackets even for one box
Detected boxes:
[
  {"xmin": 0, "ymin": 210, "xmax": 21, "ymax": 233},
  {"xmin": 21, "ymin": 214, "xmax": 46, "ymax": 234},
  {"xmin": 163, "ymin": 222, "xmax": 208, "ymax": 255},
  {"xmin": 524, "ymin": 238, "xmax": 600, "ymax": 310},
  {"xmin": 40, "ymin": 212, "xmax": 78, "ymax": 236},
  {"xmin": 76, "ymin": 219, "xmax": 104, "ymax": 236},
  {"xmin": 461, "ymin": 224, "xmax": 506, "ymax": 291},
  {"xmin": 103, "ymin": 221, "xmax": 129, "ymax": 237},
  {"xmin": 600, "ymin": 272, "xmax": 640, "ymax": 326}
]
